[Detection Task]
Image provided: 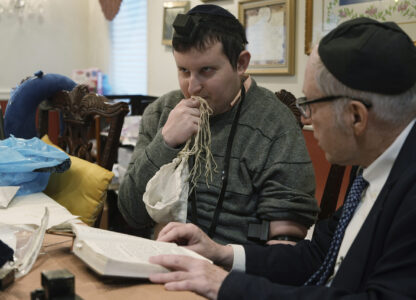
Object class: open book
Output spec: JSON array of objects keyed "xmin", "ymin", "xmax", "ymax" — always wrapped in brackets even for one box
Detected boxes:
[{"xmin": 71, "ymin": 224, "xmax": 210, "ymax": 278}]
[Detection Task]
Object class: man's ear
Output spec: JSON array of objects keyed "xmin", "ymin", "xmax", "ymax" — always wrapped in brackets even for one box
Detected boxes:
[
  {"xmin": 237, "ymin": 50, "xmax": 251, "ymax": 75},
  {"xmin": 350, "ymin": 101, "xmax": 369, "ymax": 136}
]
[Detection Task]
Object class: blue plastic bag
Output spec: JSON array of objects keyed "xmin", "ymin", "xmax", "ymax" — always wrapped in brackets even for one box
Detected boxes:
[{"xmin": 0, "ymin": 136, "xmax": 70, "ymax": 196}]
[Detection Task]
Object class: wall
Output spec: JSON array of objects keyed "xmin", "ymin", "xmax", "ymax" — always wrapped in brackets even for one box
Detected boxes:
[
  {"xmin": 0, "ymin": 1, "xmax": 309, "ymax": 99},
  {"xmin": 0, "ymin": 0, "xmax": 110, "ymax": 100},
  {"xmin": 86, "ymin": 1, "xmax": 111, "ymax": 74},
  {"xmin": 0, "ymin": 1, "xmax": 344, "ymax": 205},
  {"xmin": 147, "ymin": 0, "xmax": 309, "ymax": 98}
]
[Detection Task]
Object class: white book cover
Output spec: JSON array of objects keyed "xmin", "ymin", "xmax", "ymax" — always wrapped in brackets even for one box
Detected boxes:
[{"xmin": 72, "ymin": 224, "xmax": 210, "ymax": 278}]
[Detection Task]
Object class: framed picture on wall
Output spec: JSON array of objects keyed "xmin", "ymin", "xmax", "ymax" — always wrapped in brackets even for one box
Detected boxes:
[
  {"xmin": 305, "ymin": 0, "xmax": 416, "ymax": 55},
  {"xmin": 238, "ymin": 0, "xmax": 296, "ymax": 75},
  {"xmin": 162, "ymin": 1, "xmax": 190, "ymax": 46}
]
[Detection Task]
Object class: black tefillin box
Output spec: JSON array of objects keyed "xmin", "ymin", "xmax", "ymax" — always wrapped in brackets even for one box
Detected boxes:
[{"xmin": 31, "ymin": 269, "xmax": 83, "ymax": 300}]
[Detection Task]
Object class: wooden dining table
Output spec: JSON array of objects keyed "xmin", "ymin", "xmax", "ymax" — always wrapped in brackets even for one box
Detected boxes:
[{"xmin": 2, "ymin": 233, "xmax": 205, "ymax": 300}]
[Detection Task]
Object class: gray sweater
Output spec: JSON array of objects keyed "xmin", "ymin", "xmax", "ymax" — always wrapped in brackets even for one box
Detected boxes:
[{"xmin": 118, "ymin": 79, "xmax": 319, "ymax": 244}]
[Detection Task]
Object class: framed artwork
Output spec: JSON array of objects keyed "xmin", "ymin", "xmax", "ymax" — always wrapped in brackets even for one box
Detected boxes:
[
  {"xmin": 162, "ymin": 1, "xmax": 190, "ymax": 46},
  {"xmin": 305, "ymin": 0, "xmax": 416, "ymax": 54},
  {"xmin": 238, "ymin": 0, "xmax": 296, "ymax": 75}
]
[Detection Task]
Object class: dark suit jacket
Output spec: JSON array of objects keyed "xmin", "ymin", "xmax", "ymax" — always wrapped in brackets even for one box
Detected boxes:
[{"xmin": 219, "ymin": 122, "xmax": 416, "ymax": 300}]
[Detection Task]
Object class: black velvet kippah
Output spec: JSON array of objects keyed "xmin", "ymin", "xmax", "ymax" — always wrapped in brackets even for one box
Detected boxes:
[
  {"xmin": 318, "ymin": 17, "xmax": 416, "ymax": 95},
  {"xmin": 187, "ymin": 4, "xmax": 235, "ymax": 19}
]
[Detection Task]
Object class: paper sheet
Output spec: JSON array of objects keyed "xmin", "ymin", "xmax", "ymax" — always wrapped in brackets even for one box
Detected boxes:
[
  {"xmin": 0, "ymin": 192, "xmax": 79, "ymax": 229},
  {"xmin": 0, "ymin": 186, "xmax": 20, "ymax": 208}
]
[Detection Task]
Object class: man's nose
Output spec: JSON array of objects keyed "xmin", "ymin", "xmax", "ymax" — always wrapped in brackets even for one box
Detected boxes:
[
  {"xmin": 301, "ymin": 115, "xmax": 312, "ymax": 126},
  {"xmin": 187, "ymin": 74, "xmax": 203, "ymax": 96}
]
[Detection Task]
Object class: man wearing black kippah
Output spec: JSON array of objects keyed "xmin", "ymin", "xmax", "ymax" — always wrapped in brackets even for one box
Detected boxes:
[
  {"xmin": 148, "ymin": 17, "xmax": 416, "ymax": 300},
  {"xmin": 118, "ymin": 4, "xmax": 318, "ymax": 246}
]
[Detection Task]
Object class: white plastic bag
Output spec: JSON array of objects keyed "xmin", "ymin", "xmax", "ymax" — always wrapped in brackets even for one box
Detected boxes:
[{"xmin": 0, "ymin": 207, "xmax": 49, "ymax": 279}]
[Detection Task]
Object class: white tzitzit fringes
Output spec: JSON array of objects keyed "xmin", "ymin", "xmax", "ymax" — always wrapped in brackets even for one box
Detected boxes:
[{"xmin": 179, "ymin": 96, "xmax": 217, "ymax": 189}]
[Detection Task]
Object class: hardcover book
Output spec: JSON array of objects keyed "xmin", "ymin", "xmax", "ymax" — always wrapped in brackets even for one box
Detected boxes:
[{"xmin": 72, "ymin": 224, "xmax": 210, "ymax": 278}]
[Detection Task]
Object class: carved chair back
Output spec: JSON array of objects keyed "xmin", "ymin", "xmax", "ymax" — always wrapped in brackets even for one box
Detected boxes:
[{"xmin": 39, "ymin": 84, "xmax": 129, "ymax": 171}]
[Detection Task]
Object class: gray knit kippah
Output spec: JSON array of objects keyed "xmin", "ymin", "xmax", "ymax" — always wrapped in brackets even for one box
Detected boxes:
[{"xmin": 319, "ymin": 17, "xmax": 416, "ymax": 95}]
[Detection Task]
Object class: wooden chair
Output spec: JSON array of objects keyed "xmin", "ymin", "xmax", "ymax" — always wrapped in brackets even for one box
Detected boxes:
[
  {"xmin": 275, "ymin": 89, "xmax": 304, "ymax": 129},
  {"xmin": 39, "ymin": 84, "xmax": 130, "ymax": 227},
  {"xmin": 275, "ymin": 89, "xmax": 348, "ymax": 220},
  {"xmin": 39, "ymin": 85, "xmax": 129, "ymax": 171},
  {"xmin": 105, "ymin": 94, "xmax": 158, "ymax": 115}
]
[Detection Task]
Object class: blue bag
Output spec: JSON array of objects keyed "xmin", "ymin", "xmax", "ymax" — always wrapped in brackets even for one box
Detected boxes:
[{"xmin": 0, "ymin": 136, "xmax": 70, "ymax": 196}]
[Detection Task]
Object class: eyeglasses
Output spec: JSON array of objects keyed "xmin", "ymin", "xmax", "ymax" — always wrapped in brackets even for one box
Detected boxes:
[{"xmin": 295, "ymin": 95, "xmax": 372, "ymax": 118}]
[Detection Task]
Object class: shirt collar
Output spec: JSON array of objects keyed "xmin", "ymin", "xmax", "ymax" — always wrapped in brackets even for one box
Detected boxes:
[{"xmin": 363, "ymin": 119, "xmax": 416, "ymax": 191}]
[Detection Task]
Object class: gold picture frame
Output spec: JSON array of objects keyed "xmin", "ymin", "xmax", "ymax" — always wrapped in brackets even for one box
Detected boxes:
[
  {"xmin": 305, "ymin": 0, "xmax": 416, "ymax": 55},
  {"xmin": 238, "ymin": 0, "xmax": 296, "ymax": 75},
  {"xmin": 162, "ymin": 1, "xmax": 190, "ymax": 46}
]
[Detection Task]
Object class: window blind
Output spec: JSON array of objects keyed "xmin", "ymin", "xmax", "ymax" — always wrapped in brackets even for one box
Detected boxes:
[{"xmin": 110, "ymin": 0, "xmax": 147, "ymax": 94}]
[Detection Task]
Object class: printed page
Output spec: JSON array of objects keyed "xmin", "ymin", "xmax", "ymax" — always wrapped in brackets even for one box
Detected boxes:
[
  {"xmin": 0, "ymin": 192, "xmax": 79, "ymax": 228},
  {"xmin": 0, "ymin": 186, "xmax": 19, "ymax": 208}
]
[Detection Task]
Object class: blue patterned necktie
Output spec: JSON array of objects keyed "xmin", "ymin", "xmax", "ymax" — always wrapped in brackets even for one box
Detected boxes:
[{"xmin": 304, "ymin": 174, "xmax": 369, "ymax": 286}]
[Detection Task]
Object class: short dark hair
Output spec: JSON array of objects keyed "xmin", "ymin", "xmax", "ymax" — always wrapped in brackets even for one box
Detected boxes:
[{"xmin": 172, "ymin": 12, "xmax": 248, "ymax": 70}]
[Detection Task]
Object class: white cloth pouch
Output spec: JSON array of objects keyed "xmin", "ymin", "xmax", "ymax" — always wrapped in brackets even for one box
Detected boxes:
[{"xmin": 143, "ymin": 156, "xmax": 189, "ymax": 223}]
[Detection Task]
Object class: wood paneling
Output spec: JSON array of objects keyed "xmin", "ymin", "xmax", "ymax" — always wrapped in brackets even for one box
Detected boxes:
[{"xmin": 0, "ymin": 100, "xmax": 7, "ymax": 115}]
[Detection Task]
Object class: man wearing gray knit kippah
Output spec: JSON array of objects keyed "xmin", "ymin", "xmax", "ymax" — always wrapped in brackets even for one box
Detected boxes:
[
  {"xmin": 118, "ymin": 4, "xmax": 318, "ymax": 246},
  {"xmin": 148, "ymin": 17, "xmax": 416, "ymax": 300}
]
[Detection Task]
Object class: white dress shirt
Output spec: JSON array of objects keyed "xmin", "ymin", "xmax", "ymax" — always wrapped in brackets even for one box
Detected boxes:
[
  {"xmin": 327, "ymin": 118, "xmax": 415, "ymax": 284},
  {"xmin": 231, "ymin": 119, "xmax": 416, "ymax": 278}
]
